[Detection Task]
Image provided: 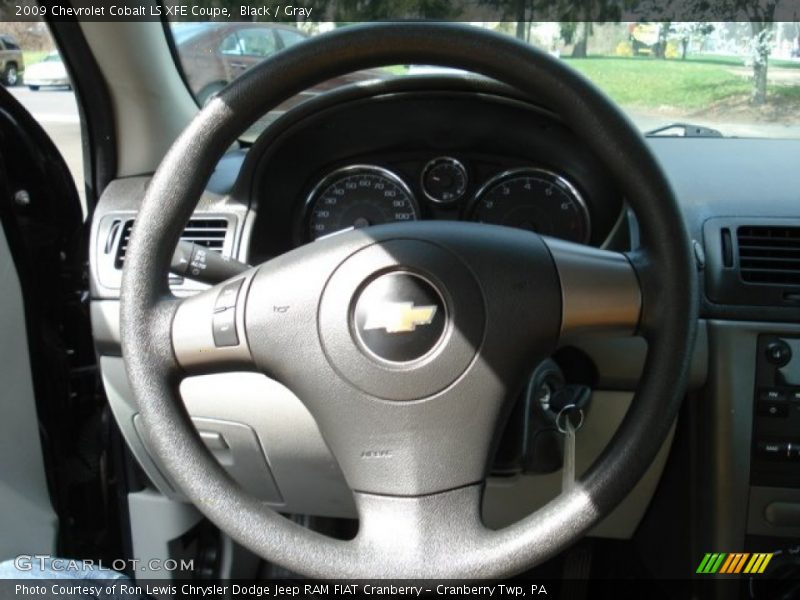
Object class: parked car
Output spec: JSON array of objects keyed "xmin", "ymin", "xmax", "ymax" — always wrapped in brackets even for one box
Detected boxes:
[
  {"xmin": 24, "ymin": 51, "xmax": 70, "ymax": 90},
  {"xmin": 172, "ymin": 22, "xmax": 383, "ymax": 106},
  {"xmin": 0, "ymin": 34, "xmax": 23, "ymax": 86}
]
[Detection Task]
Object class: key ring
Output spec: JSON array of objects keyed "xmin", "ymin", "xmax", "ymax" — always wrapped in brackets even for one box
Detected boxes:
[{"xmin": 556, "ymin": 403, "xmax": 585, "ymax": 434}]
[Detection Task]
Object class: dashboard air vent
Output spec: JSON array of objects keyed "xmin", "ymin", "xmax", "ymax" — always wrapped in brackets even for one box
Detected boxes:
[
  {"xmin": 114, "ymin": 217, "xmax": 230, "ymax": 268},
  {"xmin": 737, "ymin": 225, "xmax": 800, "ymax": 286}
]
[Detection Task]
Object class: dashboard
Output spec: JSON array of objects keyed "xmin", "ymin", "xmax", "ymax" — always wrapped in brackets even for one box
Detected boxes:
[
  {"xmin": 89, "ymin": 75, "xmax": 800, "ymax": 562},
  {"xmin": 240, "ymin": 78, "xmax": 626, "ymax": 262}
]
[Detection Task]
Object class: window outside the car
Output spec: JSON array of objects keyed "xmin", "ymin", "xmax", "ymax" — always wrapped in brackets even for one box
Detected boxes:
[
  {"xmin": 277, "ymin": 29, "xmax": 307, "ymax": 49},
  {"xmin": 168, "ymin": 20, "xmax": 800, "ymax": 141},
  {"xmin": 219, "ymin": 33, "xmax": 242, "ymax": 56},
  {"xmin": 235, "ymin": 28, "xmax": 277, "ymax": 57}
]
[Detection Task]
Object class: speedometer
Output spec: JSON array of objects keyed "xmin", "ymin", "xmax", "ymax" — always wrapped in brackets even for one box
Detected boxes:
[
  {"xmin": 307, "ymin": 165, "xmax": 419, "ymax": 241},
  {"xmin": 470, "ymin": 168, "xmax": 590, "ymax": 243}
]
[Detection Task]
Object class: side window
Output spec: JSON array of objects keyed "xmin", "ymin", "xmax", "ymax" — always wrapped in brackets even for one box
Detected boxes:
[
  {"xmin": 219, "ymin": 33, "xmax": 242, "ymax": 56},
  {"xmin": 5, "ymin": 40, "xmax": 19, "ymax": 51},
  {"xmin": 277, "ymin": 29, "xmax": 306, "ymax": 49},
  {"xmin": 236, "ymin": 28, "xmax": 277, "ymax": 58}
]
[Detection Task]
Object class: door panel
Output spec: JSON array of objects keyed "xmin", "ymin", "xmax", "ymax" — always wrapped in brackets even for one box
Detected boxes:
[{"xmin": 0, "ymin": 222, "xmax": 57, "ymax": 559}]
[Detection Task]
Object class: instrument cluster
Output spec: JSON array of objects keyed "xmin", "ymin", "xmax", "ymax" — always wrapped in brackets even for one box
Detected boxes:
[{"xmin": 303, "ymin": 158, "xmax": 591, "ymax": 244}]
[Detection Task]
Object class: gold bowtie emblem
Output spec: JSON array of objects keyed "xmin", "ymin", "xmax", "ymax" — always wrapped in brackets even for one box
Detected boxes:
[{"xmin": 362, "ymin": 302, "xmax": 438, "ymax": 333}]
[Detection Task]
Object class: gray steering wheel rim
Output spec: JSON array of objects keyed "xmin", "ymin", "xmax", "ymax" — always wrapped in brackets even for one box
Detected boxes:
[{"xmin": 120, "ymin": 22, "xmax": 697, "ymax": 577}]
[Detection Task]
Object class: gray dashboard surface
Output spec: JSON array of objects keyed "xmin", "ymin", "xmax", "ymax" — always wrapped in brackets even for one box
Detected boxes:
[
  {"xmin": 648, "ymin": 137, "xmax": 800, "ymax": 242},
  {"xmin": 649, "ymin": 137, "xmax": 800, "ymax": 322},
  {"xmin": 87, "ymin": 85, "xmax": 798, "ymax": 537}
]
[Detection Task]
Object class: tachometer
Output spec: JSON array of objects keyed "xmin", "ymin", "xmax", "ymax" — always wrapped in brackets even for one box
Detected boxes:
[
  {"xmin": 307, "ymin": 165, "xmax": 419, "ymax": 241},
  {"xmin": 470, "ymin": 168, "xmax": 590, "ymax": 243}
]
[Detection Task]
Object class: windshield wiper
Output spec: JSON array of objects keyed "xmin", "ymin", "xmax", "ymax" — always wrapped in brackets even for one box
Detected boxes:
[{"xmin": 646, "ymin": 122, "xmax": 723, "ymax": 138}]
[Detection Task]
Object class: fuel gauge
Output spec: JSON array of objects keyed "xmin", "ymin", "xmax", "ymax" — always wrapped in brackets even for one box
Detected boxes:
[{"xmin": 421, "ymin": 157, "xmax": 468, "ymax": 204}]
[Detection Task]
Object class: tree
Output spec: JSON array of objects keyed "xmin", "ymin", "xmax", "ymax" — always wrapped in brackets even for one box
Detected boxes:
[
  {"xmin": 795, "ymin": 21, "xmax": 800, "ymax": 54},
  {"xmin": 671, "ymin": 22, "xmax": 715, "ymax": 60},
  {"xmin": 558, "ymin": 21, "xmax": 592, "ymax": 57},
  {"xmin": 655, "ymin": 0, "xmax": 779, "ymax": 105},
  {"xmin": 478, "ymin": 0, "xmax": 537, "ymax": 40},
  {"xmin": 559, "ymin": 22, "xmax": 578, "ymax": 46},
  {"xmin": 749, "ymin": 21, "xmax": 774, "ymax": 104},
  {"xmin": 698, "ymin": 0, "xmax": 778, "ymax": 105},
  {"xmin": 482, "ymin": 0, "xmax": 629, "ymax": 47},
  {"xmin": 572, "ymin": 23, "xmax": 593, "ymax": 57},
  {"xmin": 555, "ymin": 0, "xmax": 623, "ymax": 57}
]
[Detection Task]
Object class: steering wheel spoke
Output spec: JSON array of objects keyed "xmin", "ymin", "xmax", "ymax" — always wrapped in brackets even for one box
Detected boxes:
[
  {"xmin": 544, "ymin": 238, "xmax": 642, "ymax": 338},
  {"xmin": 171, "ymin": 269, "xmax": 257, "ymax": 375},
  {"xmin": 350, "ymin": 484, "xmax": 488, "ymax": 576}
]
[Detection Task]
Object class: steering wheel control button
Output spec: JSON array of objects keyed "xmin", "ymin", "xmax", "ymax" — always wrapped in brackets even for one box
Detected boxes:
[
  {"xmin": 353, "ymin": 272, "xmax": 447, "ymax": 363},
  {"xmin": 172, "ymin": 270, "xmax": 255, "ymax": 370},
  {"xmin": 212, "ymin": 279, "xmax": 244, "ymax": 346},
  {"xmin": 759, "ymin": 389, "xmax": 787, "ymax": 403},
  {"xmin": 214, "ymin": 278, "xmax": 244, "ymax": 312},
  {"xmin": 757, "ymin": 441, "xmax": 789, "ymax": 460},
  {"xmin": 757, "ymin": 402, "xmax": 789, "ymax": 418},
  {"xmin": 212, "ymin": 307, "xmax": 239, "ymax": 347}
]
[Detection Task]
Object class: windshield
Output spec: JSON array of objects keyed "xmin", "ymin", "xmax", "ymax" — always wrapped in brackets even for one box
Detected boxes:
[{"xmin": 169, "ymin": 21, "xmax": 800, "ymax": 140}]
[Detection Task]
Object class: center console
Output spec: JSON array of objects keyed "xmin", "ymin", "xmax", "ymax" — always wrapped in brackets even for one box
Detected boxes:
[
  {"xmin": 749, "ymin": 335, "xmax": 800, "ymax": 535},
  {"xmin": 752, "ymin": 335, "xmax": 800, "ymax": 487}
]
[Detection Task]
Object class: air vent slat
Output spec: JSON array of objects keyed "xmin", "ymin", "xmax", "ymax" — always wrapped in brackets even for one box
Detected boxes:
[
  {"xmin": 746, "ymin": 248, "xmax": 800, "ymax": 259},
  {"xmin": 737, "ymin": 225, "xmax": 800, "ymax": 286},
  {"xmin": 114, "ymin": 217, "xmax": 229, "ymax": 269},
  {"xmin": 179, "ymin": 236, "xmax": 227, "ymax": 242},
  {"xmin": 739, "ymin": 241, "xmax": 800, "ymax": 249}
]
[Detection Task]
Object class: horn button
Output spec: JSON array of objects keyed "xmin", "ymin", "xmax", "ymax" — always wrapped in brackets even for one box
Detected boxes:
[
  {"xmin": 353, "ymin": 272, "xmax": 447, "ymax": 363},
  {"xmin": 318, "ymin": 240, "xmax": 485, "ymax": 401}
]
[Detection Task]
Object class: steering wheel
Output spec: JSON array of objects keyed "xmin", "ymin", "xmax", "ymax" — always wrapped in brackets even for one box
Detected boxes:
[{"xmin": 121, "ymin": 23, "xmax": 697, "ymax": 577}]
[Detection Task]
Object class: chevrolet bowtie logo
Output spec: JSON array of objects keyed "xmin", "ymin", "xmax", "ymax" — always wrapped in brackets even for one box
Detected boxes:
[{"xmin": 362, "ymin": 302, "xmax": 438, "ymax": 334}]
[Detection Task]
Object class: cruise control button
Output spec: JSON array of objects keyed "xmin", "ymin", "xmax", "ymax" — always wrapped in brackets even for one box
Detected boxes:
[
  {"xmin": 214, "ymin": 279, "xmax": 244, "ymax": 313},
  {"xmin": 212, "ymin": 307, "xmax": 238, "ymax": 347},
  {"xmin": 759, "ymin": 389, "xmax": 787, "ymax": 402},
  {"xmin": 758, "ymin": 441, "xmax": 788, "ymax": 460},
  {"xmin": 788, "ymin": 443, "xmax": 800, "ymax": 461},
  {"xmin": 758, "ymin": 402, "xmax": 789, "ymax": 418}
]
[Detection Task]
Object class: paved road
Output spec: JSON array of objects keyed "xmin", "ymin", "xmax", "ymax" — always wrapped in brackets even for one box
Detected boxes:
[
  {"xmin": 628, "ymin": 108, "xmax": 800, "ymax": 139},
  {"xmin": 7, "ymin": 86, "xmax": 85, "ymax": 214}
]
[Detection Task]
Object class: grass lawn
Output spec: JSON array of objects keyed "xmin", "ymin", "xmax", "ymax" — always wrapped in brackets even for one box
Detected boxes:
[
  {"xmin": 563, "ymin": 55, "xmax": 800, "ymax": 111},
  {"xmin": 688, "ymin": 53, "xmax": 800, "ymax": 69},
  {"xmin": 383, "ymin": 64, "xmax": 409, "ymax": 75}
]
